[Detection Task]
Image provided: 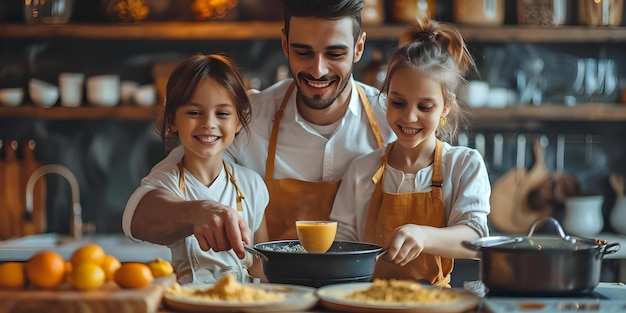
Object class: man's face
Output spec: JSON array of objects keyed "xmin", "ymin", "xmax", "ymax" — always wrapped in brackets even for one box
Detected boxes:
[{"xmin": 282, "ymin": 16, "xmax": 364, "ymax": 111}]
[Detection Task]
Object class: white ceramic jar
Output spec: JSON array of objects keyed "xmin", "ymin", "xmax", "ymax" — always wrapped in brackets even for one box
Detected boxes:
[
  {"xmin": 563, "ymin": 195, "xmax": 604, "ymax": 238},
  {"xmin": 610, "ymin": 196, "xmax": 626, "ymax": 235}
]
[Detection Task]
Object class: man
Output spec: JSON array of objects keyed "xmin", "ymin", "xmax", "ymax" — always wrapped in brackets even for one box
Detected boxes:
[{"xmin": 122, "ymin": 0, "xmax": 395, "ymax": 259}]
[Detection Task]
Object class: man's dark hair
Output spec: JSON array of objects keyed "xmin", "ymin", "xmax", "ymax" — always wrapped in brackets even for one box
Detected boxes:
[{"xmin": 282, "ymin": 0, "xmax": 364, "ymax": 44}]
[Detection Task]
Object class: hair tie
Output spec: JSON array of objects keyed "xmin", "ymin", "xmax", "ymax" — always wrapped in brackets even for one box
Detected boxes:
[{"xmin": 416, "ymin": 31, "xmax": 435, "ymax": 42}]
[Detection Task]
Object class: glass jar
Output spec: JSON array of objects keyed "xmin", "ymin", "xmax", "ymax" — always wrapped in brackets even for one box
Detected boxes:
[
  {"xmin": 517, "ymin": 0, "xmax": 568, "ymax": 26},
  {"xmin": 362, "ymin": 0, "xmax": 385, "ymax": 26},
  {"xmin": 24, "ymin": 0, "xmax": 74, "ymax": 25},
  {"xmin": 454, "ymin": 0, "xmax": 504, "ymax": 26},
  {"xmin": 579, "ymin": 0, "xmax": 623, "ymax": 27},
  {"xmin": 391, "ymin": 0, "xmax": 436, "ymax": 24}
]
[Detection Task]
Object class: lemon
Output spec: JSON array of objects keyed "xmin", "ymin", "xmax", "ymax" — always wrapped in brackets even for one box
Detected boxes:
[
  {"xmin": 147, "ymin": 258, "xmax": 174, "ymax": 278},
  {"xmin": 70, "ymin": 262, "xmax": 106, "ymax": 291},
  {"xmin": 0, "ymin": 262, "xmax": 26, "ymax": 289},
  {"xmin": 101, "ymin": 255, "xmax": 122, "ymax": 281}
]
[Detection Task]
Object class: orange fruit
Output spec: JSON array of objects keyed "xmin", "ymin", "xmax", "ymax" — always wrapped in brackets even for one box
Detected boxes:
[
  {"xmin": 147, "ymin": 258, "xmax": 173, "ymax": 278},
  {"xmin": 100, "ymin": 255, "xmax": 121, "ymax": 281},
  {"xmin": 0, "ymin": 262, "xmax": 26, "ymax": 289},
  {"xmin": 70, "ymin": 262, "xmax": 106, "ymax": 291},
  {"xmin": 64, "ymin": 261, "xmax": 73, "ymax": 283},
  {"xmin": 70, "ymin": 244, "xmax": 106, "ymax": 267},
  {"xmin": 114, "ymin": 262, "xmax": 153, "ymax": 289},
  {"xmin": 25, "ymin": 250, "xmax": 66, "ymax": 289}
]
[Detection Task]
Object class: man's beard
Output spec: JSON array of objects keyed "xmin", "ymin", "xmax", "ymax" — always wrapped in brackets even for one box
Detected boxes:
[{"xmin": 294, "ymin": 68, "xmax": 353, "ymax": 111}]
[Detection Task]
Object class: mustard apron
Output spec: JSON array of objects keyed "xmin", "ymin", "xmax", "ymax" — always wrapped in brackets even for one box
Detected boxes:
[
  {"xmin": 264, "ymin": 82, "xmax": 385, "ymax": 241},
  {"xmin": 175, "ymin": 161, "xmax": 251, "ymax": 283},
  {"xmin": 363, "ymin": 140, "xmax": 453, "ymax": 287}
]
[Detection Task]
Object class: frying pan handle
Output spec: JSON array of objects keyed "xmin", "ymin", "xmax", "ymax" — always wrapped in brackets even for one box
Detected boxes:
[
  {"xmin": 243, "ymin": 244, "xmax": 269, "ymax": 263},
  {"xmin": 376, "ymin": 249, "xmax": 388, "ymax": 262}
]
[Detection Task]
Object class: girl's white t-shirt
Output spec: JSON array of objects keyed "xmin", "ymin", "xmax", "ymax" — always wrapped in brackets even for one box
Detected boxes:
[{"xmin": 135, "ymin": 161, "xmax": 268, "ymax": 284}]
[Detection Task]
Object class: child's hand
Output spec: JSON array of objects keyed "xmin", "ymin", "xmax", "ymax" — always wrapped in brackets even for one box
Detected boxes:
[{"xmin": 384, "ymin": 224, "xmax": 427, "ymax": 266}]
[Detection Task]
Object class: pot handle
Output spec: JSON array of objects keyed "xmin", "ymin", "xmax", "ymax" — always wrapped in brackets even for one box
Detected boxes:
[
  {"xmin": 527, "ymin": 217, "xmax": 569, "ymax": 240},
  {"xmin": 243, "ymin": 244, "xmax": 269, "ymax": 263},
  {"xmin": 462, "ymin": 236, "xmax": 524, "ymax": 251},
  {"xmin": 602, "ymin": 242, "xmax": 621, "ymax": 257}
]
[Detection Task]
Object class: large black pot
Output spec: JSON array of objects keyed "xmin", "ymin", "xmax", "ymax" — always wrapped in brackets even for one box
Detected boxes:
[
  {"xmin": 247, "ymin": 240, "xmax": 384, "ymax": 288},
  {"xmin": 463, "ymin": 217, "xmax": 620, "ymax": 296}
]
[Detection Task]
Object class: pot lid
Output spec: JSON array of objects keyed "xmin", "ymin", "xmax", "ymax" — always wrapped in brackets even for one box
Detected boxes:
[{"xmin": 464, "ymin": 217, "xmax": 609, "ymax": 251}]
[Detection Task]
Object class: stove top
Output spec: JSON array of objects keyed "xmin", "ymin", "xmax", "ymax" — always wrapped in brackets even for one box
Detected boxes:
[{"xmin": 482, "ymin": 283, "xmax": 626, "ymax": 312}]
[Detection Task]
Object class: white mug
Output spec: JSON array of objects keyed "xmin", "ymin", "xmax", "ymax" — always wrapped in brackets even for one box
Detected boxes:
[
  {"xmin": 59, "ymin": 72, "xmax": 85, "ymax": 107},
  {"xmin": 466, "ymin": 81, "xmax": 490, "ymax": 108},
  {"xmin": 87, "ymin": 75, "xmax": 120, "ymax": 107}
]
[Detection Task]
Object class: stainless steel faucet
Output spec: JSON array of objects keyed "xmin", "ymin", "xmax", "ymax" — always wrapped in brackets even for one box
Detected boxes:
[{"xmin": 25, "ymin": 164, "xmax": 82, "ymax": 240}]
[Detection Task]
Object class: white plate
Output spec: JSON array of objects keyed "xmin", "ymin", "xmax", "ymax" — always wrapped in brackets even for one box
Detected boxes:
[
  {"xmin": 163, "ymin": 283, "xmax": 318, "ymax": 313},
  {"xmin": 316, "ymin": 282, "xmax": 480, "ymax": 313}
]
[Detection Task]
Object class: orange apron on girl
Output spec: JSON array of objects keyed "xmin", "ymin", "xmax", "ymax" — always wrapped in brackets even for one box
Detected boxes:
[
  {"xmin": 264, "ymin": 82, "xmax": 385, "ymax": 241},
  {"xmin": 363, "ymin": 140, "xmax": 453, "ymax": 287}
]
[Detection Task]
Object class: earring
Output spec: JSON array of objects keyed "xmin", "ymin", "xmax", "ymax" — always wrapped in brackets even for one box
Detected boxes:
[{"xmin": 440, "ymin": 116, "xmax": 447, "ymax": 126}]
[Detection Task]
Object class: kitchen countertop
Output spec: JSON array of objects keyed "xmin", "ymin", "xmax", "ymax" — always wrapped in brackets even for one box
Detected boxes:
[
  {"xmin": 155, "ymin": 282, "xmax": 626, "ymax": 313},
  {"xmin": 0, "ymin": 233, "xmax": 171, "ymax": 263}
]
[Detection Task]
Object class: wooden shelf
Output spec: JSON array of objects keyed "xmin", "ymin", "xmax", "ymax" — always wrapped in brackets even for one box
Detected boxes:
[
  {"xmin": 2, "ymin": 22, "xmax": 626, "ymax": 42},
  {"xmin": 469, "ymin": 104, "xmax": 626, "ymax": 123},
  {"xmin": 0, "ymin": 105, "xmax": 160, "ymax": 120}
]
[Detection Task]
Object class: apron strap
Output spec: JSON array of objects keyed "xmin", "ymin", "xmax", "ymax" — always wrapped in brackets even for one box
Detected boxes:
[
  {"xmin": 431, "ymin": 140, "xmax": 444, "ymax": 188},
  {"xmin": 177, "ymin": 161, "xmax": 245, "ymax": 211},
  {"xmin": 223, "ymin": 162, "xmax": 245, "ymax": 212},
  {"xmin": 265, "ymin": 82, "xmax": 295, "ymax": 180},
  {"xmin": 371, "ymin": 143, "xmax": 392, "ymax": 185},
  {"xmin": 356, "ymin": 84, "xmax": 385, "ymax": 149},
  {"xmin": 177, "ymin": 161, "xmax": 186, "ymax": 194}
]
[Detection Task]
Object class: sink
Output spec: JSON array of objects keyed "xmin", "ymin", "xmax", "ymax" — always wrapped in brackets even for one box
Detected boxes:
[{"xmin": 0, "ymin": 233, "xmax": 171, "ymax": 263}]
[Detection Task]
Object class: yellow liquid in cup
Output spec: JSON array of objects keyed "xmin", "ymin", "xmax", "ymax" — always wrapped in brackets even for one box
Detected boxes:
[{"xmin": 295, "ymin": 221, "xmax": 337, "ymax": 253}]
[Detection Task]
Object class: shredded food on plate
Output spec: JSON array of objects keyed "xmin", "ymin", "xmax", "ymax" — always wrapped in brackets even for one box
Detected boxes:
[
  {"xmin": 167, "ymin": 274, "xmax": 285, "ymax": 302},
  {"xmin": 346, "ymin": 279, "xmax": 459, "ymax": 304}
]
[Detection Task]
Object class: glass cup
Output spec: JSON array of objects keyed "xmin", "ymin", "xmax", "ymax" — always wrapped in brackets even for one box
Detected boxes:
[
  {"xmin": 24, "ymin": 0, "xmax": 74, "ymax": 25},
  {"xmin": 295, "ymin": 221, "xmax": 337, "ymax": 253}
]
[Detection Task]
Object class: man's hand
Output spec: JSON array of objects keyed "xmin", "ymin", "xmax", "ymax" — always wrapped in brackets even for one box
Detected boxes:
[{"xmin": 193, "ymin": 202, "xmax": 252, "ymax": 259}]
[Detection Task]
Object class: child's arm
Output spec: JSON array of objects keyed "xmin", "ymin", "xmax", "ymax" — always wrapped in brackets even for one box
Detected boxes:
[
  {"xmin": 248, "ymin": 216, "xmax": 269, "ymax": 282},
  {"xmin": 383, "ymin": 224, "xmax": 480, "ymax": 266}
]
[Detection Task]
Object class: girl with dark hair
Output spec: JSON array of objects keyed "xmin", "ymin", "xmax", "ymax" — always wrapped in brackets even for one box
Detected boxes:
[{"xmin": 139, "ymin": 53, "xmax": 268, "ymax": 284}]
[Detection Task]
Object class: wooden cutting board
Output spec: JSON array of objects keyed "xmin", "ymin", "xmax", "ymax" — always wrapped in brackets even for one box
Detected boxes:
[
  {"xmin": 0, "ymin": 140, "xmax": 23, "ymax": 238},
  {"xmin": 21, "ymin": 140, "xmax": 46, "ymax": 236},
  {"xmin": 489, "ymin": 139, "xmax": 550, "ymax": 234},
  {"xmin": 0, "ymin": 139, "xmax": 7, "ymax": 239},
  {"xmin": 0, "ymin": 275, "xmax": 174, "ymax": 313},
  {"xmin": 152, "ymin": 62, "xmax": 180, "ymax": 105}
]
